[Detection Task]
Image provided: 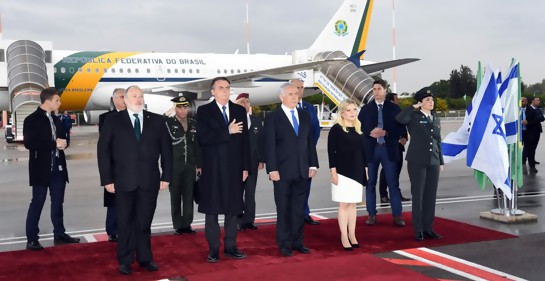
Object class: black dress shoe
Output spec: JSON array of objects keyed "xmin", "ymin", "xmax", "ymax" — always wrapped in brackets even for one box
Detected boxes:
[
  {"xmin": 118, "ymin": 264, "xmax": 131, "ymax": 275},
  {"xmin": 535, "ymin": 161, "xmax": 540, "ymax": 165},
  {"xmin": 108, "ymin": 234, "xmax": 117, "ymax": 242},
  {"xmin": 237, "ymin": 224, "xmax": 246, "ymax": 232},
  {"xmin": 530, "ymin": 167, "xmax": 538, "ymax": 173},
  {"xmin": 304, "ymin": 216, "xmax": 320, "ymax": 225},
  {"xmin": 400, "ymin": 196, "xmax": 411, "ymax": 202},
  {"xmin": 26, "ymin": 240, "xmax": 44, "ymax": 251},
  {"xmin": 366, "ymin": 215, "xmax": 377, "ymax": 225},
  {"xmin": 348, "ymin": 238, "xmax": 360, "ymax": 248},
  {"xmin": 224, "ymin": 248, "xmax": 247, "ymax": 259},
  {"xmin": 424, "ymin": 231, "xmax": 443, "ymax": 239},
  {"xmin": 292, "ymin": 246, "xmax": 311, "ymax": 254},
  {"xmin": 54, "ymin": 233, "xmax": 80, "ymax": 244},
  {"xmin": 139, "ymin": 261, "xmax": 159, "ymax": 271},
  {"xmin": 393, "ymin": 216, "xmax": 406, "ymax": 227},
  {"xmin": 207, "ymin": 253, "xmax": 220, "ymax": 263},
  {"xmin": 181, "ymin": 227, "xmax": 196, "ymax": 234},
  {"xmin": 414, "ymin": 232, "xmax": 424, "ymax": 241},
  {"xmin": 380, "ymin": 197, "xmax": 390, "ymax": 203},
  {"xmin": 279, "ymin": 248, "xmax": 293, "ymax": 257},
  {"xmin": 245, "ymin": 223, "xmax": 258, "ymax": 230}
]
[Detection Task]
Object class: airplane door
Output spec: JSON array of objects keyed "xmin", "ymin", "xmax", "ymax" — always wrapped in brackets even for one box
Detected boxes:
[{"xmin": 156, "ymin": 65, "xmax": 165, "ymax": 82}]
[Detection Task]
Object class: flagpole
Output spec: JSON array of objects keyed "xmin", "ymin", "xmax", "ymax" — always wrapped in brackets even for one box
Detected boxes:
[{"xmin": 511, "ymin": 60, "xmax": 525, "ymax": 215}]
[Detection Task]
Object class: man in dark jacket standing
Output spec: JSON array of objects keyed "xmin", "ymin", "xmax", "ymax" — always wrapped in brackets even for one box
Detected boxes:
[
  {"xmin": 197, "ymin": 77, "xmax": 250, "ymax": 263},
  {"xmin": 24, "ymin": 88, "xmax": 80, "ymax": 251}
]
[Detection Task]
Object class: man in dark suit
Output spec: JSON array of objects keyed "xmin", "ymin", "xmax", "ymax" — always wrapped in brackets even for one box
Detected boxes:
[
  {"xmin": 358, "ymin": 80, "xmax": 405, "ymax": 227},
  {"xmin": 97, "ymin": 86, "xmax": 173, "ymax": 275},
  {"xmin": 196, "ymin": 77, "xmax": 250, "ymax": 263},
  {"xmin": 396, "ymin": 87, "xmax": 443, "ymax": 241},
  {"xmin": 234, "ymin": 93, "xmax": 265, "ymax": 231},
  {"xmin": 98, "ymin": 88, "xmax": 126, "ymax": 242},
  {"xmin": 291, "ymin": 79, "xmax": 321, "ymax": 225},
  {"xmin": 265, "ymin": 83, "xmax": 319, "ymax": 257},
  {"xmin": 524, "ymin": 97, "xmax": 544, "ymax": 173},
  {"xmin": 23, "ymin": 88, "xmax": 80, "ymax": 251},
  {"xmin": 379, "ymin": 93, "xmax": 410, "ymax": 203}
]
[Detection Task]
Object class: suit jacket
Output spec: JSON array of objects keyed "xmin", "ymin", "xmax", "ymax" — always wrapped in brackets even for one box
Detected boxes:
[
  {"xmin": 196, "ymin": 100, "xmax": 250, "ymax": 215},
  {"xmin": 248, "ymin": 114, "xmax": 265, "ymax": 174},
  {"xmin": 525, "ymin": 105, "xmax": 544, "ymax": 141},
  {"xmin": 23, "ymin": 107, "xmax": 69, "ymax": 186},
  {"xmin": 265, "ymin": 107, "xmax": 319, "ymax": 181},
  {"xmin": 97, "ymin": 110, "xmax": 173, "ymax": 192},
  {"xmin": 358, "ymin": 100, "xmax": 403, "ymax": 162},
  {"xmin": 98, "ymin": 110, "xmax": 117, "ymax": 207},
  {"xmin": 396, "ymin": 107, "xmax": 444, "ymax": 165},
  {"xmin": 299, "ymin": 100, "xmax": 321, "ymax": 145}
]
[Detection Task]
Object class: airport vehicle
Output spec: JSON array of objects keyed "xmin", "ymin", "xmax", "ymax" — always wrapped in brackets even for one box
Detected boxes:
[{"xmin": 0, "ymin": 0, "xmax": 417, "ymax": 141}]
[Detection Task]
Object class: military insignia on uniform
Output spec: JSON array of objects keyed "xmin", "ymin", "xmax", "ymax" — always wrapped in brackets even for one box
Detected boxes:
[
  {"xmin": 334, "ymin": 20, "xmax": 348, "ymax": 36},
  {"xmin": 253, "ymin": 127, "xmax": 259, "ymax": 134}
]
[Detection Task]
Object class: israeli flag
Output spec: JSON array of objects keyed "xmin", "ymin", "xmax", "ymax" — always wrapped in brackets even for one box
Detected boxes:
[
  {"xmin": 466, "ymin": 68, "xmax": 511, "ymax": 198},
  {"xmin": 498, "ymin": 62, "xmax": 520, "ymax": 144}
]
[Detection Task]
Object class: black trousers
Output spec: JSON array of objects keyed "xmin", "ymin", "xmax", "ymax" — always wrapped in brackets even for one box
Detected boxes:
[
  {"xmin": 205, "ymin": 214, "xmax": 238, "ymax": 254},
  {"xmin": 116, "ymin": 187, "xmax": 158, "ymax": 265},
  {"xmin": 407, "ymin": 162, "xmax": 440, "ymax": 235},
  {"xmin": 169, "ymin": 165, "xmax": 196, "ymax": 230},
  {"xmin": 239, "ymin": 169, "xmax": 258, "ymax": 225},
  {"xmin": 273, "ymin": 176, "xmax": 307, "ymax": 251},
  {"xmin": 26, "ymin": 171, "xmax": 66, "ymax": 242},
  {"xmin": 105, "ymin": 205, "xmax": 117, "ymax": 236},
  {"xmin": 525, "ymin": 135, "xmax": 540, "ymax": 167}
]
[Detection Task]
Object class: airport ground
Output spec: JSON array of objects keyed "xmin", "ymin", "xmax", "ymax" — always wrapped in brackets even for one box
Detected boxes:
[{"xmin": 1, "ymin": 121, "xmax": 545, "ymax": 280}]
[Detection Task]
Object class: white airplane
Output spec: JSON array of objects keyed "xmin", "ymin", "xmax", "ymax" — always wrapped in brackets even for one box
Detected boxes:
[{"xmin": 0, "ymin": 0, "xmax": 417, "ymax": 136}]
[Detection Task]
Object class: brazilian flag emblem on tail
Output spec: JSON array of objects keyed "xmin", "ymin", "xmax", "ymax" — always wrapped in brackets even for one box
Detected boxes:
[{"xmin": 334, "ymin": 20, "xmax": 348, "ymax": 36}]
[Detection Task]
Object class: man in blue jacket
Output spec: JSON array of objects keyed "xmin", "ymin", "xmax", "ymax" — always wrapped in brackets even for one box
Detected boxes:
[{"xmin": 291, "ymin": 79, "xmax": 321, "ymax": 225}]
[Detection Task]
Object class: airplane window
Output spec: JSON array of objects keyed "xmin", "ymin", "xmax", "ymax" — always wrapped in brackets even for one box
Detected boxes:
[
  {"xmin": 61, "ymin": 67, "xmax": 66, "ymax": 74},
  {"xmin": 230, "ymin": 69, "xmax": 234, "ymax": 74},
  {"xmin": 95, "ymin": 68, "xmax": 99, "ymax": 73},
  {"xmin": 174, "ymin": 69, "xmax": 178, "ymax": 74},
  {"xmin": 78, "ymin": 68, "xmax": 82, "ymax": 72},
  {"xmin": 127, "ymin": 68, "xmax": 132, "ymax": 73},
  {"xmin": 69, "ymin": 68, "xmax": 74, "ymax": 74},
  {"xmin": 146, "ymin": 69, "xmax": 150, "ymax": 73},
  {"xmin": 182, "ymin": 69, "xmax": 186, "ymax": 74},
  {"xmin": 217, "ymin": 69, "xmax": 221, "ymax": 74},
  {"xmin": 189, "ymin": 69, "xmax": 193, "ymax": 74},
  {"xmin": 111, "ymin": 68, "xmax": 116, "ymax": 73},
  {"xmin": 86, "ymin": 68, "xmax": 91, "ymax": 73},
  {"xmin": 120, "ymin": 68, "xmax": 124, "ymax": 73},
  {"xmin": 224, "ymin": 69, "xmax": 227, "ymax": 74},
  {"xmin": 237, "ymin": 69, "xmax": 241, "ymax": 73},
  {"xmin": 104, "ymin": 68, "xmax": 108, "ymax": 73},
  {"xmin": 196, "ymin": 69, "xmax": 200, "ymax": 74},
  {"xmin": 167, "ymin": 69, "xmax": 171, "ymax": 74},
  {"xmin": 244, "ymin": 69, "xmax": 247, "ymax": 72},
  {"xmin": 135, "ymin": 69, "xmax": 139, "ymax": 73}
]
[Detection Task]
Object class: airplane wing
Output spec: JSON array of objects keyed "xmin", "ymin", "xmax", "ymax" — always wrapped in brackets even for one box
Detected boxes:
[
  {"xmin": 150, "ymin": 58, "xmax": 346, "ymax": 94},
  {"xmin": 360, "ymin": 58, "xmax": 419, "ymax": 74}
]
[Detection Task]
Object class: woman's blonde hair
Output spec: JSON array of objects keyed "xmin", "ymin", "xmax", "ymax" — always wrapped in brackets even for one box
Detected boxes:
[{"xmin": 335, "ymin": 99, "xmax": 362, "ymax": 134}]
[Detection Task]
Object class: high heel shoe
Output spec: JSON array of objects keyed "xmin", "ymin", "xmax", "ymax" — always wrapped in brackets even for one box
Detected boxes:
[
  {"xmin": 348, "ymin": 238, "xmax": 360, "ymax": 248},
  {"xmin": 341, "ymin": 239, "xmax": 353, "ymax": 251}
]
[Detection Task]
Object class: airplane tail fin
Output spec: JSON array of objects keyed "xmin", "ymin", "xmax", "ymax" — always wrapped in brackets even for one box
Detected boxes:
[{"xmin": 308, "ymin": 0, "xmax": 374, "ymax": 58}]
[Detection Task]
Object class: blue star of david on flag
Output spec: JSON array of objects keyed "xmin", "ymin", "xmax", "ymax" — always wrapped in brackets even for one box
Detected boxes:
[{"xmin": 491, "ymin": 114, "xmax": 505, "ymax": 136}]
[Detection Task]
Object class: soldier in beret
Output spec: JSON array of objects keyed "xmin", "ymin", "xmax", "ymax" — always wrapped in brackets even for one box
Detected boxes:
[
  {"xmin": 396, "ymin": 87, "xmax": 444, "ymax": 242},
  {"xmin": 165, "ymin": 95, "xmax": 201, "ymax": 235}
]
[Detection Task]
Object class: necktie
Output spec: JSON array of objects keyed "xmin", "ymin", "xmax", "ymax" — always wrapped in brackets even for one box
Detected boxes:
[
  {"xmin": 133, "ymin": 113, "xmax": 141, "ymax": 141},
  {"xmin": 222, "ymin": 105, "xmax": 229, "ymax": 124},
  {"xmin": 291, "ymin": 109, "xmax": 299, "ymax": 136},
  {"xmin": 427, "ymin": 115, "xmax": 433, "ymax": 124},
  {"xmin": 377, "ymin": 104, "xmax": 385, "ymax": 144}
]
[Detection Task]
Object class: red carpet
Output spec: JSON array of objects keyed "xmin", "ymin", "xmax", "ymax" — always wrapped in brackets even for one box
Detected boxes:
[{"xmin": 0, "ymin": 213, "xmax": 516, "ymax": 281}]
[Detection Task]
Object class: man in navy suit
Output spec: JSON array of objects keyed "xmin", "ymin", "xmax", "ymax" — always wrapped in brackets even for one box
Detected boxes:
[
  {"xmin": 524, "ymin": 97, "xmax": 544, "ymax": 173},
  {"xmin": 265, "ymin": 83, "xmax": 319, "ymax": 257},
  {"xmin": 97, "ymin": 86, "xmax": 173, "ymax": 275},
  {"xmin": 98, "ymin": 88, "xmax": 126, "ymax": 242},
  {"xmin": 197, "ymin": 77, "xmax": 250, "ymax": 263},
  {"xmin": 291, "ymin": 79, "xmax": 321, "ymax": 225},
  {"xmin": 358, "ymin": 80, "xmax": 405, "ymax": 227}
]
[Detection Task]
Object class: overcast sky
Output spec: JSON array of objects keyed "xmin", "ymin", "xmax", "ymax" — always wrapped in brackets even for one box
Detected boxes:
[{"xmin": 1, "ymin": 0, "xmax": 544, "ymax": 93}]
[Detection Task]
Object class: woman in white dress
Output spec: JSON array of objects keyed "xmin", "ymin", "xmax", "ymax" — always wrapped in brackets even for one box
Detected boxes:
[{"xmin": 328, "ymin": 99, "xmax": 367, "ymax": 251}]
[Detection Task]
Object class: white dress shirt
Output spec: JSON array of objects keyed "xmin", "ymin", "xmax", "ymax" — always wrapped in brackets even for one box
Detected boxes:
[{"xmin": 281, "ymin": 104, "xmax": 299, "ymax": 129}]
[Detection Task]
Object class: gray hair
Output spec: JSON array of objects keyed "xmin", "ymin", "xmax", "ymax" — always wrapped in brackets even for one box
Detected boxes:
[
  {"xmin": 125, "ymin": 85, "xmax": 142, "ymax": 96},
  {"xmin": 112, "ymin": 88, "xmax": 125, "ymax": 98},
  {"xmin": 279, "ymin": 82, "xmax": 293, "ymax": 96}
]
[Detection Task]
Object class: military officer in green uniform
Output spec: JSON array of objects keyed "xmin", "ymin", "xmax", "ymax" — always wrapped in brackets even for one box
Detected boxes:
[
  {"xmin": 164, "ymin": 96, "xmax": 201, "ymax": 235},
  {"xmin": 395, "ymin": 87, "xmax": 444, "ymax": 242}
]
